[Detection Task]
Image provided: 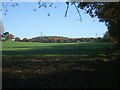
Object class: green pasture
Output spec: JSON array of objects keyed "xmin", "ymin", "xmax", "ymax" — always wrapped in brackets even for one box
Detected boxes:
[{"xmin": 2, "ymin": 41, "xmax": 114, "ymax": 58}]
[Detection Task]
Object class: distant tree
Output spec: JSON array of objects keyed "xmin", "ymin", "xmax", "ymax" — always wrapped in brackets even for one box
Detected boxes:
[
  {"xmin": 96, "ymin": 37, "xmax": 102, "ymax": 42},
  {"xmin": 2, "ymin": 32, "xmax": 9, "ymax": 41},
  {"xmin": 2, "ymin": 32, "xmax": 9, "ymax": 36},
  {"xmin": 2, "ymin": 32, "xmax": 14, "ymax": 41},
  {"xmin": 22, "ymin": 38, "xmax": 28, "ymax": 42},
  {"xmin": 6, "ymin": 34, "xmax": 14, "ymax": 41},
  {"xmin": 14, "ymin": 37, "xmax": 21, "ymax": 42}
]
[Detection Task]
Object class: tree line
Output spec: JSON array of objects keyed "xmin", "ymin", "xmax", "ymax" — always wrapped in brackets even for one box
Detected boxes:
[{"xmin": 0, "ymin": 31, "xmax": 114, "ymax": 43}]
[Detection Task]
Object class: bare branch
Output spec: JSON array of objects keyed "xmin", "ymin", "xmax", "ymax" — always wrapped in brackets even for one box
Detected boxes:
[
  {"xmin": 74, "ymin": 3, "xmax": 82, "ymax": 21},
  {"xmin": 65, "ymin": 2, "xmax": 69, "ymax": 17}
]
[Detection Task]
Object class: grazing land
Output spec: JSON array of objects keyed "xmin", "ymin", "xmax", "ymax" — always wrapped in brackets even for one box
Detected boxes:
[
  {"xmin": 2, "ymin": 41, "xmax": 114, "ymax": 57},
  {"xmin": 2, "ymin": 41, "xmax": 119, "ymax": 88}
]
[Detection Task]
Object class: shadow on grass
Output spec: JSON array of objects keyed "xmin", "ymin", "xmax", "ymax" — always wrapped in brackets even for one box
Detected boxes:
[
  {"xmin": 2, "ymin": 44, "xmax": 113, "ymax": 57},
  {"xmin": 2, "ymin": 57, "xmax": 119, "ymax": 88}
]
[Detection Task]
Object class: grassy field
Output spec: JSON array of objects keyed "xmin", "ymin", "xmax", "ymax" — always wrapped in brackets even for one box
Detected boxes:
[
  {"xmin": 2, "ymin": 41, "xmax": 114, "ymax": 58},
  {"xmin": 2, "ymin": 41, "xmax": 119, "ymax": 88}
]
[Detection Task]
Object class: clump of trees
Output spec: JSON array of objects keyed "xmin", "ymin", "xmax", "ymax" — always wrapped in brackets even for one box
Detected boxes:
[
  {"xmin": 12, "ymin": 36, "xmax": 104, "ymax": 43},
  {"xmin": 1, "ymin": 32, "xmax": 14, "ymax": 41},
  {"xmin": 14, "ymin": 37, "xmax": 21, "ymax": 42},
  {"xmin": 22, "ymin": 38, "xmax": 29, "ymax": 42},
  {"xmin": 0, "ymin": 31, "xmax": 115, "ymax": 43}
]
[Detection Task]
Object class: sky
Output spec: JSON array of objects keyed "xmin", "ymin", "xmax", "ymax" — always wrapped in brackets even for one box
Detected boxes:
[{"xmin": 2, "ymin": 2, "xmax": 107, "ymax": 39}]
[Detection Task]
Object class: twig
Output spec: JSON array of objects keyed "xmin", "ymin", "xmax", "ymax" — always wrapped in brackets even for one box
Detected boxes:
[
  {"xmin": 74, "ymin": 3, "xmax": 82, "ymax": 21},
  {"xmin": 65, "ymin": 3, "xmax": 69, "ymax": 17}
]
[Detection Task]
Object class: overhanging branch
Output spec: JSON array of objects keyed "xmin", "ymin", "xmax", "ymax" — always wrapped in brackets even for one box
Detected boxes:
[{"xmin": 74, "ymin": 3, "xmax": 82, "ymax": 21}]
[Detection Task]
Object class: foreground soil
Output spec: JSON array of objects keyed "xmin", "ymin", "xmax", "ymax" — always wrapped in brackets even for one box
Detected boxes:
[{"xmin": 2, "ymin": 56, "xmax": 119, "ymax": 88}]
